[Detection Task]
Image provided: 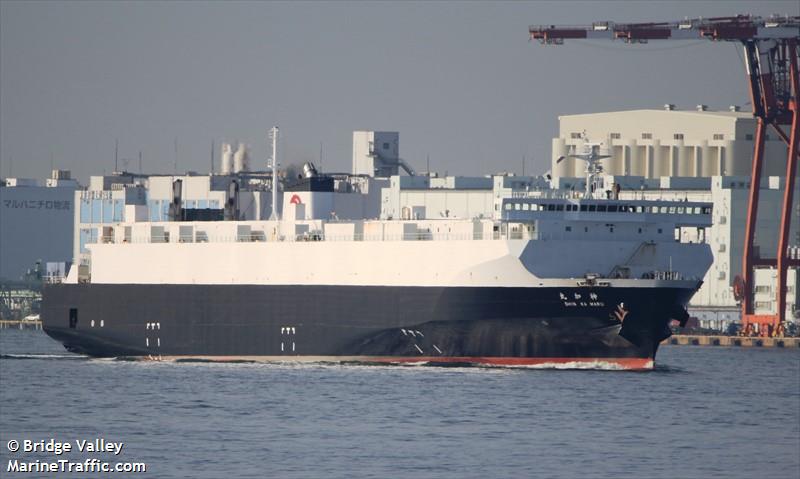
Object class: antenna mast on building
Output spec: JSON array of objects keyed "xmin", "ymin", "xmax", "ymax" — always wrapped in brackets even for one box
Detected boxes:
[
  {"xmin": 115, "ymin": 139, "xmax": 119, "ymax": 173},
  {"xmin": 269, "ymin": 126, "xmax": 280, "ymax": 220}
]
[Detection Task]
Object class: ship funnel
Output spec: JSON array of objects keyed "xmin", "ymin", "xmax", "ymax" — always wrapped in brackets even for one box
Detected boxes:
[{"xmin": 221, "ymin": 143, "xmax": 233, "ymax": 175}]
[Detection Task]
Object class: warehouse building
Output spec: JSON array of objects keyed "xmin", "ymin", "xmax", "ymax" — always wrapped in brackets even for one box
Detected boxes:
[
  {"xmin": 550, "ymin": 106, "xmax": 789, "ymax": 180},
  {"xmin": 0, "ymin": 170, "xmax": 79, "ymax": 281}
]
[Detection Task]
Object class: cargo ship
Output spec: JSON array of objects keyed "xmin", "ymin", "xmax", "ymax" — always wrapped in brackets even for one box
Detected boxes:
[{"xmin": 42, "ymin": 135, "xmax": 713, "ymax": 370}]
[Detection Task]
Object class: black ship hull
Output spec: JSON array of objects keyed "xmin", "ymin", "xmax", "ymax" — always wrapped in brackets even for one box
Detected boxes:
[{"xmin": 41, "ymin": 283, "xmax": 696, "ymax": 369}]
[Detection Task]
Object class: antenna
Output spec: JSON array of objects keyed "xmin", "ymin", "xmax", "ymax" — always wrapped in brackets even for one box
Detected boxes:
[
  {"xmin": 50, "ymin": 151, "xmax": 54, "ymax": 172},
  {"xmin": 522, "ymin": 154, "xmax": 526, "ymax": 176},
  {"xmin": 555, "ymin": 134, "xmax": 610, "ymax": 199},
  {"xmin": 319, "ymin": 141, "xmax": 323, "ymax": 172},
  {"xmin": 211, "ymin": 139, "xmax": 215, "ymax": 175},
  {"xmin": 174, "ymin": 137, "xmax": 178, "ymax": 175},
  {"xmin": 426, "ymin": 154, "xmax": 430, "ymax": 175},
  {"xmin": 269, "ymin": 126, "xmax": 280, "ymax": 220},
  {"xmin": 139, "ymin": 151, "xmax": 142, "ymax": 174},
  {"xmin": 115, "ymin": 139, "xmax": 119, "ymax": 173}
]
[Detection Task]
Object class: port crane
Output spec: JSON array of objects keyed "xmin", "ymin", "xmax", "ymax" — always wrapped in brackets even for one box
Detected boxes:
[{"xmin": 530, "ymin": 15, "xmax": 800, "ymax": 335}]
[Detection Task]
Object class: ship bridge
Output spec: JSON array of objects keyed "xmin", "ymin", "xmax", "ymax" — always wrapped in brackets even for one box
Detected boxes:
[{"xmin": 501, "ymin": 198, "xmax": 713, "ymax": 228}]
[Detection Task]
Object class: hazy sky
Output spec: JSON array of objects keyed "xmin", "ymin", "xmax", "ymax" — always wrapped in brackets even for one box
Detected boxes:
[{"xmin": 1, "ymin": 1, "xmax": 798, "ymax": 182}]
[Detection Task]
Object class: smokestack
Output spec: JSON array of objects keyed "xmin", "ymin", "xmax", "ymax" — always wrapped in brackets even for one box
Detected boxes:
[
  {"xmin": 221, "ymin": 143, "xmax": 233, "ymax": 175},
  {"xmin": 233, "ymin": 143, "xmax": 249, "ymax": 173}
]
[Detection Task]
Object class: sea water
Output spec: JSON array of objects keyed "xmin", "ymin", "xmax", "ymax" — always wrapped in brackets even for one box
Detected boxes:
[{"xmin": 1, "ymin": 329, "xmax": 798, "ymax": 479}]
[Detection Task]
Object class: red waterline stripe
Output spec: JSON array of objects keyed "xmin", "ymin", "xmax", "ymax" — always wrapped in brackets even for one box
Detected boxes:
[{"xmin": 370, "ymin": 356, "xmax": 654, "ymax": 370}]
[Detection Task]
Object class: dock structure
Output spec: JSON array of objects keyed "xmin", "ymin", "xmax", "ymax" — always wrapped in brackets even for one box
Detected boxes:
[
  {"xmin": 663, "ymin": 335, "xmax": 800, "ymax": 348},
  {"xmin": 0, "ymin": 320, "xmax": 43, "ymax": 331}
]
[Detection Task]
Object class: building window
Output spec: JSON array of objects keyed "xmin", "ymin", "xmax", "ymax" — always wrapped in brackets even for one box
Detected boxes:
[
  {"xmin": 570, "ymin": 132, "xmax": 582, "ymax": 139},
  {"xmin": 610, "ymin": 133, "xmax": 621, "ymax": 139},
  {"xmin": 641, "ymin": 133, "xmax": 652, "ymax": 140},
  {"xmin": 674, "ymin": 133, "xmax": 684, "ymax": 140},
  {"xmin": 745, "ymin": 134, "xmax": 754, "ymax": 141},
  {"xmin": 713, "ymin": 133, "xmax": 724, "ymax": 140},
  {"xmin": 565, "ymin": 226, "xmax": 572, "ymax": 232},
  {"xmin": 383, "ymin": 142, "xmax": 390, "ymax": 149}
]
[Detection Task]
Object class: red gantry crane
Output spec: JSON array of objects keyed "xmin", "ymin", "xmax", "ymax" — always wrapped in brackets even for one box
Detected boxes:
[{"xmin": 530, "ymin": 15, "xmax": 800, "ymax": 336}]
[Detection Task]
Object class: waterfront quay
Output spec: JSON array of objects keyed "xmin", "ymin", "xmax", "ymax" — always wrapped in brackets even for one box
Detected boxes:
[
  {"xmin": 664, "ymin": 335, "xmax": 800, "ymax": 348},
  {"xmin": 0, "ymin": 320, "xmax": 42, "ymax": 331}
]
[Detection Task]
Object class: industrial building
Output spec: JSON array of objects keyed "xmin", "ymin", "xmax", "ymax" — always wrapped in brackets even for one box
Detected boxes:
[
  {"xmin": 0, "ymin": 170, "xmax": 79, "ymax": 282},
  {"xmin": 74, "ymin": 172, "xmax": 279, "ymax": 260},
  {"xmin": 550, "ymin": 107, "xmax": 789, "ymax": 180},
  {"xmin": 352, "ymin": 131, "xmax": 415, "ymax": 177}
]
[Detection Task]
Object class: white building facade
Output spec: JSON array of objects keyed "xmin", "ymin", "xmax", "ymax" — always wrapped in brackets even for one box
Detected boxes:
[{"xmin": 551, "ymin": 107, "xmax": 789, "ymax": 180}]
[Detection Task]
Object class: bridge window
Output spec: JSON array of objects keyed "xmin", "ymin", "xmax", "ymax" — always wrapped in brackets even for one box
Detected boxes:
[
  {"xmin": 505, "ymin": 203, "xmax": 512, "ymax": 211},
  {"xmin": 608, "ymin": 205, "xmax": 618, "ymax": 212},
  {"xmin": 588, "ymin": 205, "xmax": 597, "ymax": 212},
  {"xmin": 674, "ymin": 133, "xmax": 684, "ymax": 140},
  {"xmin": 522, "ymin": 203, "xmax": 530, "ymax": 211},
  {"xmin": 641, "ymin": 133, "xmax": 653, "ymax": 139},
  {"xmin": 597, "ymin": 205, "xmax": 607, "ymax": 212},
  {"xmin": 580, "ymin": 205, "xmax": 588, "ymax": 212},
  {"xmin": 556, "ymin": 204, "xmax": 564, "ymax": 211}
]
